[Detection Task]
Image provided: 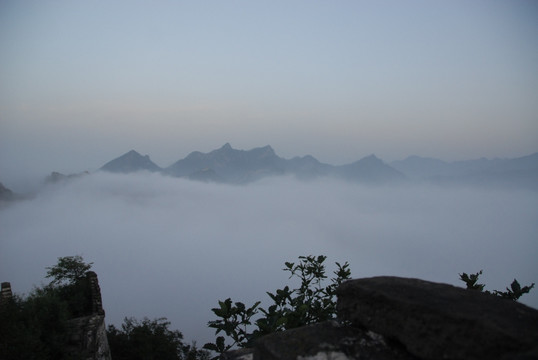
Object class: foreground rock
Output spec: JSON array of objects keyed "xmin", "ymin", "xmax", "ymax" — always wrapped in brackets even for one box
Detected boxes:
[
  {"xmin": 225, "ymin": 276, "xmax": 538, "ymax": 360},
  {"xmin": 224, "ymin": 321, "xmax": 416, "ymax": 360},
  {"xmin": 338, "ymin": 277, "xmax": 538, "ymax": 360}
]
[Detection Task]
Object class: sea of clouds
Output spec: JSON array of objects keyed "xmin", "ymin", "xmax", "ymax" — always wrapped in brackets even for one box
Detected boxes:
[{"xmin": 1, "ymin": 172, "xmax": 537, "ymax": 345}]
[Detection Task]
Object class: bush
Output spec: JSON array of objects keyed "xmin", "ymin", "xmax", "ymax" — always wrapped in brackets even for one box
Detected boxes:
[
  {"xmin": 203, "ymin": 255, "xmax": 351, "ymax": 355},
  {"xmin": 0, "ymin": 287, "xmax": 74, "ymax": 359},
  {"xmin": 0, "ymin": 255, "xmax": 94, "ymax": 359},
  {"xmin": 107, "ymin": 317, "xmax": 209, "ymax": 360}
]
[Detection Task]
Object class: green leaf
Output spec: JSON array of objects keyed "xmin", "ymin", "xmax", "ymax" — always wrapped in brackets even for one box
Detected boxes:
[
  {"xmin": 216, "ymin": 336, "xmax": 226, "ymax": 352},
  {"xmin": 511, "ymin": 279, "xmax": 521, "ymax": 293}
]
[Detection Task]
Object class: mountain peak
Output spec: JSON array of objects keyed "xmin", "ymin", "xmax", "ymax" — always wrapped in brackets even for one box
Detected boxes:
[
  {"xmin": 261, "ymin": 144, "xmax": 274, "ymax": 152},
  {"xmin": 338, "ymin": 154, "xmax": 405, "ymax": 183},
  {"xmin": 101, "ymin": 150, "xmax": 161, "ymax": 173},
  {"xmin": 357, "ymin": 154, "xmax": 382, "ymax": 165}
]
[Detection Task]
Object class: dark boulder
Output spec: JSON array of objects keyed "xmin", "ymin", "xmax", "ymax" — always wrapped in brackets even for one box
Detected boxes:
[
  {"xmin": 337, "ymin": 276, "xmax": 538, "ymax": 360},
  {"xmin": 224, "ymin": 321, "xmax": 416, "ymax": 360}
]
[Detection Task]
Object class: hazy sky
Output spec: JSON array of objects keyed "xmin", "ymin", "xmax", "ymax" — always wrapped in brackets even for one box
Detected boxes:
[{"xmin": 1, "ymin": 0, "xmax": 538, "ymax": 187}]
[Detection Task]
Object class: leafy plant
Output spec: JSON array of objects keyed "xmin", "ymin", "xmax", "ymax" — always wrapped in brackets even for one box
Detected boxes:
[
  {"xmin": 45, "ymin": 255, "xmax": 93, "ymax": 287},
  {"xmin": 459, "ymin": 270, "xmax": 534, "ymax": 300},
  {"xmin": 204, "ymin": 255, "xmax": 351, "ymax": 357},
  {"xmin": 493, "ymin": 279, "xmax": 535, "ymax": 300},
  {"xmin": 459, "ymin": 270, "xmax": 486, "ymax": 291},
  {"xmin": 203, "ymin": 299, "xmax": 260, "ymax": 353}
]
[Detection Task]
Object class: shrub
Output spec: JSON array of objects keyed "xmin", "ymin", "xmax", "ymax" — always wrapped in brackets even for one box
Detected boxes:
[
  {"xmin": 107, "ymin": 317, "xmax": 209, "ymax": 360},
  {"xmin": 203, "ymin": 255, "xmax": 351, "ymax": 355}
]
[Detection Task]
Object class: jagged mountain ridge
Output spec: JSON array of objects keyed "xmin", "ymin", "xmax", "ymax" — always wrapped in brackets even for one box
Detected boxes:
[
  {"xmin": 100, "ymin": 144, "xmax": 403, "ymax": 184},
  {"xmin": 98, "ymin": 145, "xmax": 538, "ymax": 188},
  {"xmin": 165, "ymin": 143, "xmax": 287, "ymax": 183}
]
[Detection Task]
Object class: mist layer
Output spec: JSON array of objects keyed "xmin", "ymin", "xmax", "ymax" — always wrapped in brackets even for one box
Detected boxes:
[{"xmin": 1, "ymin": 172, "xmax": 536, "ymax": 344}]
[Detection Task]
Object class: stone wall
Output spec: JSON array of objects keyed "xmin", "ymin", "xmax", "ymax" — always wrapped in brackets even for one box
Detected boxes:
[
  {"xmin": 66, "ymin": 314, "xmax": 111, "ymax": 360},
  {"xmin": 66, "ymin": 271, "xmax": 111, "ymax": 360},
  {"xmin": 225, "ymin": 277, "xmax": 538, "ymax": 360},
  {"xmin": 0, "ymin": 282, "xmax": 13, "ymax": 306}
]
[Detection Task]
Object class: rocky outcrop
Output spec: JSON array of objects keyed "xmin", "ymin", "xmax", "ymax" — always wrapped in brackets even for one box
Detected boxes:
[
  {"xmin": 67, "ymin": 314, "xmax": 110, "ymax": 360},
  {"xmin": 66, "ymin": 271, "xmax": 111, "ymax": 360},
  {"xmin": 338, "ymin": 277, "xmax": 538, "ymax": 360},
  {"xmin": 225, "ymin": 277, "xmax": 538, "ymax": 360},
  {"xmin": 224, "ymin": 321, "xmax": 417, "ymax": 360}
]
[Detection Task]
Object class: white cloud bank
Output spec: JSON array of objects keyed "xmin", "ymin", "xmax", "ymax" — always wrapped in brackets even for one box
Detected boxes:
[{"xmin": 1, "ymin": 172, "xmax": 537, "ymax": 344}]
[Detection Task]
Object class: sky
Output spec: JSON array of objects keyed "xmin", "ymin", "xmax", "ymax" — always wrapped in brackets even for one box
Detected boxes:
[
  {"xmin": 1, "ymin": 173, "xmax": 537, "ymax": 345},
  {"xmin": 0, "ymin": 0, "xmax": 537, "ymax": 190}
]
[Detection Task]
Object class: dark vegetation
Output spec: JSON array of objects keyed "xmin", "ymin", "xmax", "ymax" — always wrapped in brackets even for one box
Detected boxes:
[
  {"xmin": 0, "ymin": 255, "xmax": 93, "ymax": 359},
  {"xmin": 0, "ymin": 256, "xmax": 208, "ymax": 360},
  {"xmin": 0, "ymin": 255, "xmax": 534, "ymax": 359},
  {"xmin": 459, "ymin": 270, "xmax": 535, "ymax": 300},
  {"xmin": 107, "ymin": 317, "xmax": 208, "ymax": 360},
  {"xmin": 203, "ymin": 255, "xmax": 351, "ymax": 354}
]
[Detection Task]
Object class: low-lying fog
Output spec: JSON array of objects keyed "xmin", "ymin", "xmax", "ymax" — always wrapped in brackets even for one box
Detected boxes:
[{"xmin": 1, "ymin": 172, "xmax": 537, "ymax": 345}]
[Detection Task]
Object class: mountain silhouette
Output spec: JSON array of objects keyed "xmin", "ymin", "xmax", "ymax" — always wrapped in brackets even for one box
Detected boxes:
[
  {"xmin": 98, "ymin": 145, "xmax": 538, "ymax": 188},
  {"xmin": 0, "ymin": 182, "xmax": 14, "ymax": 201},
  {"xmin": 336, "ymin": 154, "xmax": 405, "ymax": 184},
  {"xmin": 165, "ymin": 143, "xmax": 286, "ymax": 183},
  {"xmin": 101, "ymin": 145, "xmax": 405, "ymax": 184},
  {"xmin": 391, "ymin": 152, "xmax": 538, "ymax": 189},
  {"xmin": 100, "ymin": 150, "xmax": 162, "ymax": 173}
]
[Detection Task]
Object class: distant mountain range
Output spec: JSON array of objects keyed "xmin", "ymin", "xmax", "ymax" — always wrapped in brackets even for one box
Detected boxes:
[
  {"xmin": 391, "ymin": 153, "xmax": 538, "ymax": 189},
  {"xmin": 100, "ymin": 143, "xmax": 404, "ymax": 185},
  {"xmin": 99, "ymin": 144, "xmax": 538, "ymax": 189}
]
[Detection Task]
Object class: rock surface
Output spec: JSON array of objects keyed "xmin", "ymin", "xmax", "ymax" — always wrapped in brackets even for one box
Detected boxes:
[
  {"xmin": 224, "ymin": 321, "xmax": 416, "ymax": 360},
  {"xmin": 67, "ymin": 314, "xmax": 111, "ymax": 360},
  {"xmin": 337, "ymin": 277, "xmax": 538, "ymax": 360}
]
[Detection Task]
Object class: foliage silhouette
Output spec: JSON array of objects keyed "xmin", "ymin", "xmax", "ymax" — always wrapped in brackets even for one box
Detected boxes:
[
  {"xmin": 46, "ymin": 255, "xmax": 93, "ymax": 287},
  {"xmin": 460, "ymin": 270, "xmax": 535, "ymax": 300},
  {"xmin": 0, "ymin": 255, "xmax": 94, "ymax": 359},
  {"xmin": 203, "ymin": 255, "xmax": 351, "ymax": 356},
  {"xmin": 107, "ymin": 317, "xmax": 209, "ymax": 360}
]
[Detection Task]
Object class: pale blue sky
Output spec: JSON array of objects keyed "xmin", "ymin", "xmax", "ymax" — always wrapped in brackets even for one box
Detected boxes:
[{"xmin": 1, "ymin": 0, "xmax": 537, "ymax": 185}]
